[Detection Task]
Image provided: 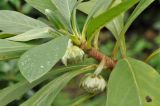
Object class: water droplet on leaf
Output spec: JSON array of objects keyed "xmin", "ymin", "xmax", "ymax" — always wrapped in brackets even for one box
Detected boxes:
[{"xmin": 40, "ymin": 65, "xmax": 44, "ymax": 68}]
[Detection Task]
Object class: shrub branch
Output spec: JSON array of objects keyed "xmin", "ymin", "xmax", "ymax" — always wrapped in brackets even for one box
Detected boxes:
[{"xmin": 80, "ymin": 42, "xmax": 117, "ymax": 69}]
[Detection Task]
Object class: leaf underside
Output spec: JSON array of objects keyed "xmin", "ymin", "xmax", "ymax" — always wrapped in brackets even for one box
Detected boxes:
[
  {"xmin": 0, "ymin": 10, "xmax": 48, "ymax": 34},
  {"xmin": 18, "ymin": 36, "xmax": 69, "ymax": 82},
  {"xmin": 20, "ymin": 66, "xmax": 94, "ymax": 106},
  {"xmin": 0, "ymin": 39, "xmax": 33, "ymax": 60}
]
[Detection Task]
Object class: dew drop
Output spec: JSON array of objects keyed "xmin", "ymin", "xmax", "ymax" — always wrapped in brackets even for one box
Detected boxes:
[
  {"xmin": 47, "ymin": 61, "xmax": 51, "ymax": 65},
  {"xmin": 40, "ymin": 65, "xmax": 44, "ymax": 68},
  {"xmin": 21, "ymin": 62, "xmax": 25, "ymax": 66}
]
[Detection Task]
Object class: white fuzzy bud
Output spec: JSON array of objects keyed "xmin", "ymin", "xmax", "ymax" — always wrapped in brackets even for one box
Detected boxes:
[
  {"xmin": 80, "ymin": 73, "xmax": 106, "ymax": 94},
  {"xmin": 62, "ymin": 40, "xmax": 84, "ymax": 66}
]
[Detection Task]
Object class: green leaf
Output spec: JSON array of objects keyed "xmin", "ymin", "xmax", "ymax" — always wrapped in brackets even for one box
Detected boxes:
[
  {"xmin": 71, "ymin": 0, "xmax": 82, "ymax": 35},
  {"xmin": 25, "ymin": 0, "xmax": 57, "ymax": 14},
  {"xmin": 0, "ymin": 39, "xmax": 33, "ymax": 60},
  {"xmin": 106, "ymin": 57, "xmax": 160, "ymax": 106},
  {"xmin": 18, "ymin": 36, "xmax": 69, "ymax": 82},
  {"xmin": 0, "ymin": 63, "xmax": 90, "ymax": 106},
  {"xmin": 78, "ymin": 0, "xmax": 124, "ymax": 41},
  {"xmin": 7, "ymin": 27, "xmax": 54, "ymax": 42},
  {"xmin": 9, "ymin": 0, "xmax": 21, "ymax": 10},
  {"xmin": 45, "ymin": 9, "xmax": 67, "ymax": 30},
  {"xmin": 51, "ymin": 0, "xmax": 76, "ymax": 22},
  {"xmin": 21, "ymin": 3, "xmax": 32, "ymax": 14},
  {"xmin": 0, "ymin": 32, "xmax": 15, "ymax": 39},
  {"xmin": 51, "ymin": 0, "xmax": 77, "ymax": 31},
  {"xmin": 145, "ymin": 48, "xmax": 160, "ymax": 62},
  {"xmin": 85, "ymin": 0, "xmax": 138, "ymax": 40},
  {"xmin": 0, "ymin": 76, "xmax": 50, "ymax": 106},
  {"xmin": 106, "ymin": 0, "xmax": 124, "ymax": 39},
  {"xmin": 78, "ymin": 0, "xmax": 113, "ymax": 18},
  {"xmin": 81, "ymin": 0, "xmax": 113, "ymax": 33},
  {"xmin": 81, "ymin": 94, "xmax": 106, "ymax": 106},
  {"xmin": 27, "ymin": 0, "xmax": 77, "ymax": 31},
  {"xmin": 78, "ymin": 0, "xmax": 96, "ymax": 14},
  {"xmin": 0, "ymin": 10, "xmax": 48, "ymax": 34},
  {"xmin": 78, "ymin": 0, "xmax": 124, "ymax": 40},
  {"xmin": 20, "ymin": 65, "xmax": 95, "ymax": 106},
  {"xmin": 71, "ymin": 94, "xmax": 95, "ymax": 106},
  {"xmin": 69, "ymin": 0, "xmax": 77, "ymax": 12},
  {"xmin": 120, "ymin": 0, "xmax": 155, "ymax": 37},
  {"xmin": 116, "ymin": 0, "xmax": 155, "ymax": 56}
]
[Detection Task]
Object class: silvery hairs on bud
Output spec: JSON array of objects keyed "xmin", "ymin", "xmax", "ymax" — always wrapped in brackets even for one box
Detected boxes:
[
  {"xmin": 62, "ymin": 40, "xmax": 84, "ymax": 66},
  {"xmin": 80, "ymin": 73, "xmax": 106, "ymax": 94}
]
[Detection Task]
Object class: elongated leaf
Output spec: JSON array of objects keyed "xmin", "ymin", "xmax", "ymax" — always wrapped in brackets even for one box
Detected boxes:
[
  {"xmin": 78, "ymin": 0, "xmax": 124, "ymax": 40},
  {"xmin": 0, "ymin": 32, "xmax": 15, "ymax": 39},
  {"xmin": 106, "ymin": 57, "xmax": 160, "ymax": 106},
  {"xmin": 26, "ymin": 0, "xmax": 68, "ymax": 29},
  {"xmin": 84, "ymin": 0, "xmax": 113, "ymax": 34},
  {"xmin": 0, "ymin": 63, "xmax": 91, "ymax": 106},
  {"xmin": 9, "ymin": 0, "xmax": 21, "ymax": 10},
  {"xmin": 51, "ymin": 0, "xmax": 77, "ymax": 31},
  {"xmin": 25, "ymin": 0, "xmax": 57, "ymax": 14},
  {"xmin": 69, "ymin": 0, "xmax": 77, "ymax": 12},
  {"xmin": 0, "ymin": 39, "xmax": 33, "ymax": 60},
  {"xmin": 86, "ymin": 0, "xmax": 138, "ymax": 40},
  {"xmin": 0, "ymin": 10, "xmax": 48, "ymax": 34},
  {"xmin": 116, "ymin": 0, "xmax": 155, "ymax": 56},
  {"xmin": 0, "ymin": 71, "xmax": 58, "ymax": 106},
  {"xmin": 45, "ymin": 9, "xmax": 67, "ymax": 30},
  {"xmin": 106, "ymin": 0, "xmax": 124, "ymax": 39},
  {"xmin": 51, "ymin": 0, "xmax": 76, "ymax": 22},
  {"xmin": 71, "ymin": 94, "xmax": 95, "ymax": 106},
  {"xmin": 18, "ymin": 36, "xmax": 69, "ymax": 82},
  {"xmin": 78, "ymin": 0, "xmax": 125, "ymax": 57},
  {"xmin": 71, "ymin": 0, "xmax": 83, "ymax": 35},
  {"xmin": 20, "ymin": 65, "xmax": 95, "ymax": 106},
  {"xmin": 120, "ymin": 0, "xmax": 155, "ymax": 37},
  {"xmin": 78, "ymin": 0, "xmax": 113, "ymax": 18},
  {"xmin": 7, "ymin": 27, "xmax": 54, "ymax": 41},
  {"xmin": 145, "ymin": 48, "xmax": 160, "ymax": 62},
  {"xmin": 107, "ymin": 0, "xmax": 125, "ymax": 57},
  {"xmin": 78, "ymin": 0, "xmax": 96, "ymax": 14}
]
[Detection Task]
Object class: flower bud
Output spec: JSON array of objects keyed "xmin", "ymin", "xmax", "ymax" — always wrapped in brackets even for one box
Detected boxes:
[
  {"xmin": 62, "ymin": 40, "xmax": 84, "ymax": 66},
  {"xmin": 80, "ymin": 73, "xmax": 106, "ymax": 94}
]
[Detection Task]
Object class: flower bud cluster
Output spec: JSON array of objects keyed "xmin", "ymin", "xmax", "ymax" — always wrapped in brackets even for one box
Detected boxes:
[
  {"xmin": 62, "ymin": 40, "xmax": 84, "ymax": 66},
  {"xmin": 80, "ymin": 73, "xmax": 106, "ymax": 94}
]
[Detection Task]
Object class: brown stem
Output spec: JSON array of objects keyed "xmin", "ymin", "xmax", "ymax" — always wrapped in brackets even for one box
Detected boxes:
[
  {"xmin": 88, "ymin": 48, "xmax": 116, "ymax": 69},
  {"xmin": 80, "ymin": 43, "xmax": 117, "ymax": 69}
]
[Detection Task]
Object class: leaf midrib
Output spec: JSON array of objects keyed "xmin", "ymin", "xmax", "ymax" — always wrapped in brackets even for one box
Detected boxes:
[
  {"xmin": 53, "ymin": 0, "xmax": 71, "ymax": 20},
  {"xmin": 0, "ymin": 46, "xmax": 32, "ymax": 52},
  {"xmin": 124, "ymin": 59, "xmax": 143, "ymax": 106},
  {"xmin": 0, "ymin": 20, "xmax": 44, "ymax": 29},
  {"xmin": 0, "ymin": 81, "xmax": 27, "ymax": 104}
]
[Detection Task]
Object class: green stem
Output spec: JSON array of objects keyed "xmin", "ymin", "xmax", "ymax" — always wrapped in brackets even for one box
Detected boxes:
[
  {"xmin": 93, "ymin": 30, "xmax": 100, "ymax": 49},
  {"xmin": 94, "ymin": 57, "xmax": 106, "ymax": 75},
  {"xmin": 112, "ymin": 41, "xmax": 119, "ymax": 59}
]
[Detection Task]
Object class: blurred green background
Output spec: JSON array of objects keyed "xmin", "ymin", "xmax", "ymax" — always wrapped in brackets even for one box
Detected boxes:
[{"xmin": 0, "ymin": 0, "xmax": 160, "ymax": 106}]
